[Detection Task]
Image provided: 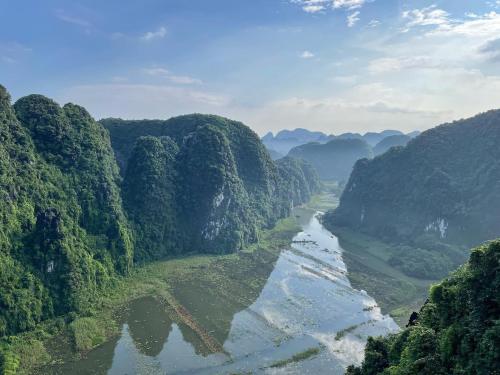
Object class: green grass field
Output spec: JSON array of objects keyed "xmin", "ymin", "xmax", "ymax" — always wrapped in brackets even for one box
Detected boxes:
[{"xmin": 332, "ymin": 226, "xmax": 437, "ymax": 326}]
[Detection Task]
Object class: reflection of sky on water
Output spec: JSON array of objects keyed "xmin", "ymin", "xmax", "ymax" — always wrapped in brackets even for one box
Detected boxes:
[
  {"xmin": 194, "ymin": 212, "xmax": 399, "ymax": 374},
  {"xmin": 56, "ymin": 212, "xmax": 399, "ymax": 374}
]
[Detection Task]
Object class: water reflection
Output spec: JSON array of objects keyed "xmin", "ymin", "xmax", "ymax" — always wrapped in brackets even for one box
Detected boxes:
[
  {"xmin": 127, "ymin": 297, "xmax": 173, "ymax": 357},
  {"xmin": 49, "ymin": 210, "xmax": 399, "ymax": 374}
]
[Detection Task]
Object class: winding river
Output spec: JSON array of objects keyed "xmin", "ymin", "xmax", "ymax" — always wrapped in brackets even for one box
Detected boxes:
[{"xmin": 50, "ymin": 210, "xmax": 399, "ymax": 374}]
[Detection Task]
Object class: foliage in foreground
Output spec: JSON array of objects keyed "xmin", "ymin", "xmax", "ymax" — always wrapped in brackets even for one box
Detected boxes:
[{"xmin": 347, "ymin": 240, "xmax": 500, "ymax": 375}]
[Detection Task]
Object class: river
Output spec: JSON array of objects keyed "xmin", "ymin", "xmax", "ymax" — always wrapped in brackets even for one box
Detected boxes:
[{"xmin": 49, "ymin": 209, "xmax": 399, "ymax": 374}]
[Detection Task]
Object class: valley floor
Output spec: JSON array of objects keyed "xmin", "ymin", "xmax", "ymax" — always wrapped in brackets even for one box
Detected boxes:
[
  {"xmin": 330, "ymin": 227, "xmax": 437, "ymax": 326},
  {"xmin": 6, "ymin": 188, "xmax": 431, "ymax": 374}
]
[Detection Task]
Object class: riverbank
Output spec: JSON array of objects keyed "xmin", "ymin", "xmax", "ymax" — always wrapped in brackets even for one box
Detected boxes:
[{"xmin": 328, "ymin": 226, "xmax": 437, "ymax": 326}]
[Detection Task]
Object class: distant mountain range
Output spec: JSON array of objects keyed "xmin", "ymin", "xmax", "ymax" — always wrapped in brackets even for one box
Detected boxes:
[
  {"xmin": 262, "ymin": 128, "xmax": 419, "ymax": 157},
  {"xmin": 265, "ymin": 128, "xmax": 418, "ymax": 181}
]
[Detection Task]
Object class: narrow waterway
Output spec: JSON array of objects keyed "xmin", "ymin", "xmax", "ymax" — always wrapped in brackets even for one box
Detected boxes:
[{"xmin": 51, "ymin": 210, "xmax": 399, "ymax": 374}]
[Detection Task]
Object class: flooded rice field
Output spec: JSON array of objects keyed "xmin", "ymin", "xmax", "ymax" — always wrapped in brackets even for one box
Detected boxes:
[{"xmin": 50, "ymin": 210, "xmax": 399, "ymax": 374}]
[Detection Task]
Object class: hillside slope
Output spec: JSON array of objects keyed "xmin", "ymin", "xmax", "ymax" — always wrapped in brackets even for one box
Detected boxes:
[
  {"xmin": 288, "ymin": 138, "xmax": 373, "ymax": 181},
  {"xmin": 328, "ymin": 110, "xmax": 500, "ymax": 247},
  {"xmin": 0, "ymin": 85, "xmax": 320, "ymax": 344},
  {"xmin": 0, "ymin": 86, "xmax": 132, "ymax": 337},
  {"xmin": 347, "ymin": 239, "xmax": 500, "ymax": 375},
  {"xmin": 103, "ymin": 116, "xmax": 321, "ymax": 258},
  {"xmin": 373, "ymin": 134, "xmax": 411, "ymax": 156}
]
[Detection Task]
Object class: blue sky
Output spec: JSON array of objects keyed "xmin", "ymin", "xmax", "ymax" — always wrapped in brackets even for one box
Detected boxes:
[{"xmin": 1, "ymin": 0, "xmax": 500, "ymax": 135}]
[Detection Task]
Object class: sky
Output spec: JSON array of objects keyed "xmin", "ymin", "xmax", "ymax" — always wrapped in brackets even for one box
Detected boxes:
[{"xmin": 1, "ymin": 0, "xmax": 500, "ymax": 136}]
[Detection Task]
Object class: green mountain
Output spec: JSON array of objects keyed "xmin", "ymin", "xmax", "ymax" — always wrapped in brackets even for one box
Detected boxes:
[
  {"xmin": 347, "ymin": 239, "xmax": 500, "ymax": 375},
  {"xmin": 0, "ymin": 86, "xmax": 132, "ymax": 337},
  {"xmin": 327, "ymin": 110, "xmax": 500, "ymax": 247},
  {"xmin": 275, "ymin": 157, "xmax": 322, "ymax": 208},
  {"xmin": 0, "ymin": 84, "xmax": 320, "ymax": 343},
  {"xmin": 103, "ymin": 115, "xmax": 321, "ymax": 258},
  {"xmin": 268, "ymin": 148, "xmax": 284, "ymax": 160},
  {"xmin": 373, "ymin": 134, "xmax": 411, "ymax": 156},
  {"xmin": 262, "ymin": 128, "xmax": 332, "ymax": 155},
  {"xmin": 122, "ymin": 136, "xmax": 179, "ymax": 262},
  {"xmin": 288, "ymin": 138, "xmax": 373, "ymax": 181}
]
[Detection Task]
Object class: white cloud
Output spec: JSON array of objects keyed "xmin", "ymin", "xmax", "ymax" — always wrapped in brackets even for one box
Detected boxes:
[
  {"xmin": 434, "ymin": 11, "xmax": 500, "ymax": 37},
  {"xmin": 54, "ymin": 9, "xmax": 91, "ymax": 28},
  {"xmin": 368, "ymin": 56, "xmax": 442, "ymax": 74},
  {"xmin": 111, "ymin": 76, "xmax": 128, "ymax": 83},
  {"xmin": 300, "ymin": 50, "xmax": 315, "ymax": 59},
  {"xmin": 479, "ymin": 38, "xmax": 500, "ymax": 61},
  {"xmin": 141, "ymin": 26, "xmax": 167, "ymax": 41},
  {"xmin": 333, "ymin": 0, "xmax": 366, "ymax": 10},
  {"xmin": 291, "ymin": 0, "xmax": 326, "ymax": 13},
  {"xmin": 347, "ymin": 11, "xmax": 360, "ymax": 27},
  {"xmin": 368, "ymin": 19, "xmax": 380, "ymax": 27},
  {"xmin": 0, "ymin": 42, "xmax": 32, "ymax": 65},
  {"xmin": 330, "ymin": 75, "xmax": 358, "ymax": 84},
  {"xmin": 58, "ymin": 66, "xmax": 500, "ymax": 137},
  {"xmin": 1, "ymin": 56, "xmax": 15, "ymax": 64},
  {"xmin": 231, "ymin": 68, "xmax": 500, "ymax": 135},
  {"xmin": 142, "ymin": 67, "xmax": 202, "ymax": 85},
  {"xmin": 291, "ymin": 0, "xmax": 368, "ymax": 14},
  {"xmin": 168, "ymin": 75, "xmax": 203, "ymax": 85},
  {"xmin": 303, "ymin": 5, "xmax": 325, "ymax": 13},
  {"xmin": 402, "ymin": 6, "xmax": 500, "ymax": 37},
  {"xmin": 402, "ymin": 6, "xmax": 450, "ymax": 30}
]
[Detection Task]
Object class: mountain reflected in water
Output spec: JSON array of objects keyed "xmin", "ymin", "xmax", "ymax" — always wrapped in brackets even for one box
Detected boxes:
[{"xmin": 48, "ymin": 209, "xmax": 398, "ymax": 374}]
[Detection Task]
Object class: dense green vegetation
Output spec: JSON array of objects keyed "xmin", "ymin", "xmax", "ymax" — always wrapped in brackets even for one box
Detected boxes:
[
  {"xmin": 330, "ymin": 110, "xmax": 500, "ymax": 246},
  {"xmin": 275, "ymin": 157, "xmax": 322, "ymax": 208},
  {"xmin": 326, "ymin": 111, "xmax": 500, "ymax": 281},
  {"xmin": 122, "ymin": 136, "xmax": 179, "ymax": 262},
  {"xmin": 104, "ymin": 115, "xmax": 320, "ymax": 258},
  {"xmin": 0, "ymin": 85, "xmax": 321, "ymax": 373},
  {"xmin": 347, "ymin": 240, "xmax": 500, "ymax": 375},
  {"xmin": 0, "ymin": 86, "xmax": 132, "ymax": 341},
  {"xmin": 288, "ymin": 138, "xmax": 373, "ymax": 181},
  {"xmin": 330, "ymin": 226, "xmax": 435, "ymax": 326}
]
